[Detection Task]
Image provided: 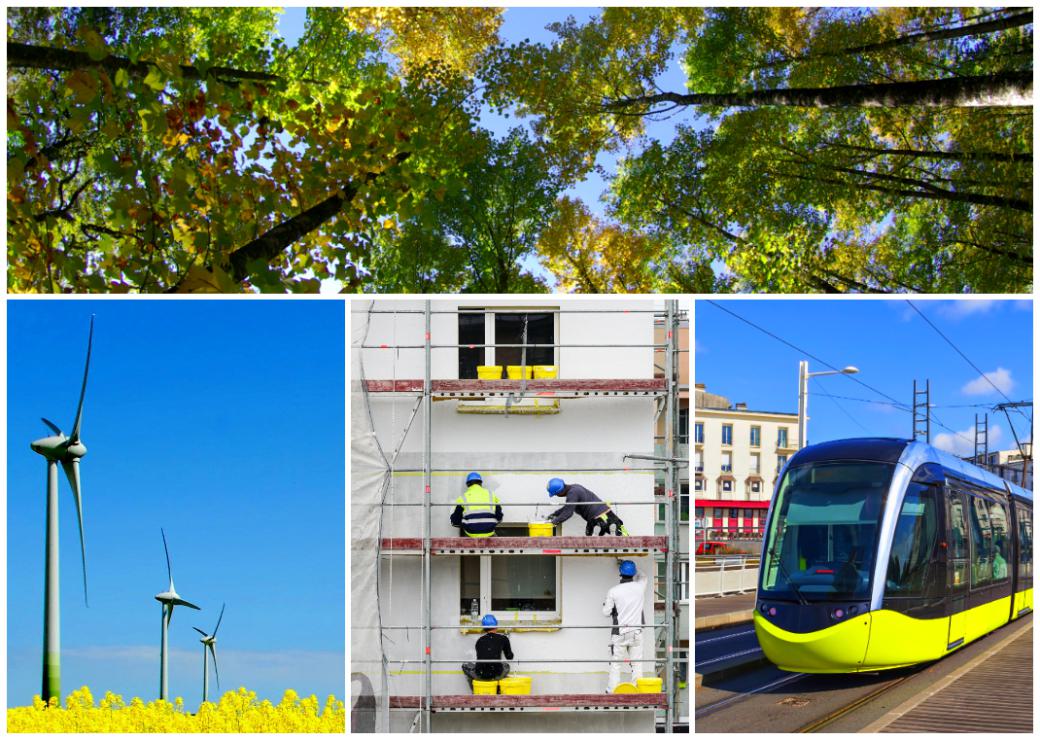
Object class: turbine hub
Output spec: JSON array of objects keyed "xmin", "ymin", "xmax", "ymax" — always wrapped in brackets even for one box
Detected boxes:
[{"xmin": 66, "ymin": 441, "xmax": 87, "ymax": 458}]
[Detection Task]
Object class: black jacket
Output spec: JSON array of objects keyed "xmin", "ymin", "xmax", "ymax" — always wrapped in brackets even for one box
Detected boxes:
[
  {"xmin": 548, "ymin": 484, "xmax": 609, "ymax": 524},
  {"xmin": 473, "ymin": 632, "xmax": 514, "ymax": 679}
]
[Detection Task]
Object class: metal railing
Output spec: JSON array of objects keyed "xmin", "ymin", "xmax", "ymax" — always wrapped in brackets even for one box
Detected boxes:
[{"xmin": 694, "ymin": 557, "xmax": 759, "ymax": 598}]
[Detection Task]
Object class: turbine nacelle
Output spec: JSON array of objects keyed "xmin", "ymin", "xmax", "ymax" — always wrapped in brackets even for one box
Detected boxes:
[
  {"xmin": 155, "ymin": 591, "xmax": 202, "ymax": 610},
  {"xmin": 29, "ymin": 433, "xmax": 86, "ymax": 461}
]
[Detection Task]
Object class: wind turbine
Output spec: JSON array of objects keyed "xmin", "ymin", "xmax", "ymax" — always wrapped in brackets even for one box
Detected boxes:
[
  {"xmin": 29, "ymin": 315, "xmax": 93, "ymax": 703},
  {"xmin": 194, "ymin": 603, "xmax": 225, "ymax": 704},
  {"xmin": 154, "ymin": 529, "xmax": 200, "ymax": 701}
]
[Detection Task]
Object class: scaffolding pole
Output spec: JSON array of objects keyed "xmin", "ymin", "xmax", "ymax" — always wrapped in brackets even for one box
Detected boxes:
[
  {"xmin": 422, "ymin": 300, "xmax": 433, "ymax": 733},
  {"xmin": 663, "ymin": 300, "xmax": 677, "ymax": 734}
]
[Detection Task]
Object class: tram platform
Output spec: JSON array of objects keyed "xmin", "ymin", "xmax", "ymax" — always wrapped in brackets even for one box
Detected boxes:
[
  {"xmin": 695, "ymin": 591, "xmax": 757, "ymax": 630},
  {"xmin": 866, "ymin": 616, "xmax": 1033, "ymax": 732}
]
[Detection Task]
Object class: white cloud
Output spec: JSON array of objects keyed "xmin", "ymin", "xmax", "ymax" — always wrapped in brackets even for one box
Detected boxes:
[
  {"xmin": 934, "ymin": 425, "xmax": 1003, "ymax": 457},
  {"xmin": 961, "ymin": 367, "xmax": 1014, "ymax": 396},
  {"xmin": 935, "ymin": 300, "xmax": 999, "ymax": 320}
]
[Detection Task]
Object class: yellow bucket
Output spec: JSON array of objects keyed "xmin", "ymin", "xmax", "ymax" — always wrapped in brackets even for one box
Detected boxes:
[
  {"xmin": 637, "ymin": 677, "xmax": 663, "ymax": 693},
  {"xmin": 533, "ymin": 365, "xmax": 558, "ymax": 379},
  {"xmin": 477, "ymin": 365, "xmax": 503, "ymax": 380},
  {"xmin": 499, "ymin": 676, "xmax": 531, "ymax": 695},
  {"xmin": 472, "ymin": 679, "xmax": 498, "ymax": 695},
  {"xmin": 528, "ymin": 521, "xmax": 554, "ymax": 537},
  {"xmin": 506, "ymin": 365, "xmax": 533, "ymax": 379},
  {"xmin": 613, "ymin": 682, "xmax": 638, "ymax": 694}
]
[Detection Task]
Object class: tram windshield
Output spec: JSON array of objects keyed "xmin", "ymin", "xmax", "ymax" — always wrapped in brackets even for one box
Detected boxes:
[{"xmin": 761, "ymin": 461, "xmax": 894, "ymax": 602}]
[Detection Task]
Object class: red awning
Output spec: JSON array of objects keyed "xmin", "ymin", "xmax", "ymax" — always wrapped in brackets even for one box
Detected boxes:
[{"xmin": 696, "ymin": 499, "xmax": 770, "ymax": 509}]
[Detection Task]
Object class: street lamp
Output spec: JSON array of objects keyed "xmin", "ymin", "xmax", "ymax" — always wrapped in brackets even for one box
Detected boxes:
[{"xmin": 798, "ymin": 361, "xmax": 859, "ymax": 449}]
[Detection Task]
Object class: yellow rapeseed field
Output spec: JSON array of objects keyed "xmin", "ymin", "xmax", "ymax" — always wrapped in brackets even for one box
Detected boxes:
[{"xmin": 7, "ymin": 686, "xmax": 345, "ymax": 733}]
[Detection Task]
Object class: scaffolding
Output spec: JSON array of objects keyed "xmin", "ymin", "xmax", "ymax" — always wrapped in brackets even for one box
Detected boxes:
[{"xmin": 353, "ymin": 300, "xmax": 688, "ymax": 733}]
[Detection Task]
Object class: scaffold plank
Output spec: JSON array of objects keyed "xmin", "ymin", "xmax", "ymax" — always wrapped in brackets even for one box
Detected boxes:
[
  {"xmin": 389, "ymin": 693, "xmax": 666, "ymax": 711},
  {"xmin": 380, "ymin": 536, "xmax": 667, "ymax": 555},
  {"xmin": 364, "ymin": 378, "xmax": 667, "ymax": 396}
]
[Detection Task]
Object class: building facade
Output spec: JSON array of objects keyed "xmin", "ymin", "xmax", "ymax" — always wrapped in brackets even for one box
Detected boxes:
[
  {"xmin": 693, "ymin": 384, "xmax": 799, "ymax": 540},
  {"xmin": 968, "ymin": 444, "xmax": 1033, "ymax": 490}
]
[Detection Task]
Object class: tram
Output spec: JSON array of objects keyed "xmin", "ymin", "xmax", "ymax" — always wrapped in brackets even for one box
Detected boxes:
[{"xmin": 754, "ymin": 438, "xmax": 1032, "ymax": 673}]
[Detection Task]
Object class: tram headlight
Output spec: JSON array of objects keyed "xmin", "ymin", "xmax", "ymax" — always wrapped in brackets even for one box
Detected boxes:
[{"xmin": 830, "ymin": 607, "xmax": 846, "ymax": 620}]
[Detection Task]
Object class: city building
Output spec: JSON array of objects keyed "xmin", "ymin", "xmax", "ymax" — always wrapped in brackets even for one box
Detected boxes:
[
  {"xmin": 352, "ymin": 299, "xmax": 686, "ymax": 733},
  {"xmin": 693, "ymin": 384, "xmax": 799, "ymax": 540},
  {"xmin": 967, "ymin": 444, "xmax": 1033, "ymax": 490}
]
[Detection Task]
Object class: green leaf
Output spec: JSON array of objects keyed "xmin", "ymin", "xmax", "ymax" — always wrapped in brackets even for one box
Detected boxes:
[{"xmin": 143, "ymin": 67, "xmax": 166, "ymax": 92}]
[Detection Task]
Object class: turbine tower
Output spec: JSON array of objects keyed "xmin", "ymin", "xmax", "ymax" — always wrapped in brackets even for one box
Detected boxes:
[
  {"xmin": 29, "ymin": 315, "xmax": 93, "ymax": 703},
  {"xmin": 154, "ymin": 529, "xmax": 200, "ymax": 701},
  {"xmin": 194, "ymin": 603, "xmax": 225, "ymax": 704}
]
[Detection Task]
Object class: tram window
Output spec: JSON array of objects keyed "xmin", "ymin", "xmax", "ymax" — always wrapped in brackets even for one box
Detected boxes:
[
  {"xmin": 988, "ymin": 499, "xmax": 1010, "ymax": 582},
  {"xmin": 947, "ymin": 495, "xmax": 969, "ymax": 589},
  {"xmin": 1018, "ymin": 508, "xmax": 1033, "ymax": 581},
  {"xmin": 968, "ymin": 495, "xmax": 994, "ymax": 588},
  {"xmin": 885, "ymin": 485, "xmax": 939, "ymax": 596}
]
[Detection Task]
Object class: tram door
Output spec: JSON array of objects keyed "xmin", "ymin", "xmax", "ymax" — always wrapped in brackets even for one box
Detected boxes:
[{"xmin": 945, "ymin": 490, "xmax": 969, "ymax": 649}]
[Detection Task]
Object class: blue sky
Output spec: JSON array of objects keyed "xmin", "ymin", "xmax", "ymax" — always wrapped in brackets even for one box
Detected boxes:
[
  {"xmin": 7, "ymin": 300, "xmax": 344, "ymax": 706},
  {"xmin": 695, "ymin": 299, "xmax": 1033, "ymax": 455}
]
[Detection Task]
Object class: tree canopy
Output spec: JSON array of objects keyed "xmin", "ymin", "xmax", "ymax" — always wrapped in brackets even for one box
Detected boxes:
[{"xmin": 7, "ymin": 7, "xmax": 1033, "ymax": 293}]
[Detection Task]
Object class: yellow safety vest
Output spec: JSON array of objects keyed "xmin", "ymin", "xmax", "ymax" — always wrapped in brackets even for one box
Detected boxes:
[{"xmin": 455, "ymin": 485, "xmax": 500, "ymax": 538}]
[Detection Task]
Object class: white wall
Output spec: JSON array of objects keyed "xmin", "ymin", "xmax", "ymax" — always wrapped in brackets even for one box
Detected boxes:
[{"xmin": 359, "ymin": 299, "xmax": 661, "ymax": 703}]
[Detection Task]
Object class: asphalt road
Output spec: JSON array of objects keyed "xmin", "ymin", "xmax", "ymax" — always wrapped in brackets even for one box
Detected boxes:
[{"xmin": 695, "ymin": 614, "xmax": 1033, "ymax": 733}]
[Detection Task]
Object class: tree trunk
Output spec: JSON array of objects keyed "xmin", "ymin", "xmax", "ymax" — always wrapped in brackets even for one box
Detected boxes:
[
  {"xmin": 7, "ymin": 41, "xmax": 319, "ymax": 85},
  {"xmin": 824, "ymin": 143, "xmax": 1031, "ymax": 164},
  {"xmin": 755, "ymin": 10, "xmax": 1033, "ymax": 70},
  {"xmin": 227, "ymin": 153, "xmax": 409, "ymax": 283},
  {"xmin": 606, "ymin": 71, "xmax": 1032, "ymax": 111}
]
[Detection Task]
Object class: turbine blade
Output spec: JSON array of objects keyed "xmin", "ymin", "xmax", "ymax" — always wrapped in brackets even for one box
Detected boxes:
[
  {"xmin": 41, "ymin": 417, "xmax": 63, "ymax": 436},
  {"xmin": 193, "ymin": 627, "xmax": 208, "ymax": 637},
  {"xmin": 61, "ymin": 458, "xmax": 88, "ymax": 607},
  {"xmin": 209, "ymin": 643, "xmax": 220, "ymax": 690},
  {"xmin": 69, "ymin": 315, "xmax": 94, "ymax": 444},
  {"xmin": 174, "ymin": 597, "xmax": 201, "ymax": 610},
  {"xmin": 161, "ymin": 528, "xmax": 173, "ymax": 589},
  {"xmin": 213, "ymin": 603, "xmax": 226, "ymax": 636}
]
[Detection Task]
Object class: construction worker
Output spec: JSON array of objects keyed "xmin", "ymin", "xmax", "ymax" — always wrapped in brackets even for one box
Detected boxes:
[
  {"xmin": 546, "ymin": 478, "xmax": 628, "ymax": 535},
  {"xmin": 462, "ymin": 614, "xmax": 514, "ymax": 690},
  {"xmin": 603, "ymin": 560, "xmax": 648, "ymax": 692},
  {"xmin": 451, "ymin": 472, "xmax": 503, "ymax": 537}
]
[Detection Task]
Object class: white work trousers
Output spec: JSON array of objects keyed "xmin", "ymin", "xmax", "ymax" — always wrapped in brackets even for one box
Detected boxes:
[{"xmin": 607, "ymin": 629, "xmax": 643, "ymax": 691}]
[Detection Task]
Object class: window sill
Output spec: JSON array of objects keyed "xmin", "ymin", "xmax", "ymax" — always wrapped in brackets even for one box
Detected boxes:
[{"xmin": 457, "ymin": 615, "xmax": 563, "ymax": 634}]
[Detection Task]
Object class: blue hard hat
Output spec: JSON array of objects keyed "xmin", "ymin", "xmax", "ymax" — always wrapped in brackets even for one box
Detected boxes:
[
  {"xmin": 619, "ymin": 560, "xmax": 637, "ymax": 577},
  {"xmin": 547, "ymin": 478, "xmax": 566, "ymax": 496},
  {"xmin": 481, "ymin": 614, "xmax": 498, "ymax": 628},
  {"xmin": 466, "ymin": 472, "xmax": 482, "ymax": 486}
]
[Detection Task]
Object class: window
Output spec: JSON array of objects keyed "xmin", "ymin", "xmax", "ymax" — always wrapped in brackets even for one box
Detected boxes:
[
  {"xmin": 1017, "ymin": 506, "xmax": 1032, "ymax": 581},
  {"xmin": 989, "ymin": 498, "xmax": 1010, "ymax": 582},
  {"xmin": 495, "ymin": 312, "xmax": 554, "ymax": 368},
  {"xmin": 948, "ymin": 494, "xmax": 969, "ymax": 589},
  {"xmin": 458, "ymin": 309, "xmax": 555, "ymax": 379},
  {"xmin": 722, "ymin": 424, "xmax": 733, "ymax": 446},
  {"xmin": 695, "ymin": 451, "xmax": 703, "ymax": 472},
  {"xmin": 694, "ymin": 477, "xmax": 704, "ymax": 492},
  {"xmin": 459, "ymin": 525, "xmax": 558, "ymax": 616},
  {"xmin": 730, "ymin": 508, "xmax": 739, "ymax": 519},
  {"xmin": 722, "ymin": 479, "xmax": 733, "ymax": 493},
  {"xmin": 721, "ymin": 452, "xmax": 732, "ymax": 472},
  {"xmin": 750, "ymin": 426, "xmax": 761, "ymax": 448},
  {"xmin": 695, "ymin": 507, "xmax": 704, "ymax": 518},
  {"xmin": 750, "ymin": 453, "xmax": 760, "ymax": 473},
  {"xmin": 885, "ymin": 484, "xmax": 940, "ymax": 596},
  {"xmin": 680, "ymin": 484, "xmax": 689, "ymax": 522},
  {"xmin": 678, "ymin": 408, "xmax": 689, "ymax": 444},
  {"xmin": 777, "ymin": 427, "xmax": 789, "ymax": 448},
  {"xmin": 694, "ymin": 422, "xmax": 704, "ymax": 444},
  {"xmin": 751, "ymin": 480, "xmax": 761, "ymax": 494},
  {"xmin": 777, "ymin": 455, "xmax": 788, "ymax": 471},
  {"xmin": 968, "ymin": 495, "xmax": 994, "ymax": 588},
  {"xmin": 458, "ymin": 310, "xmax": 485, "ymax": 379}
]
